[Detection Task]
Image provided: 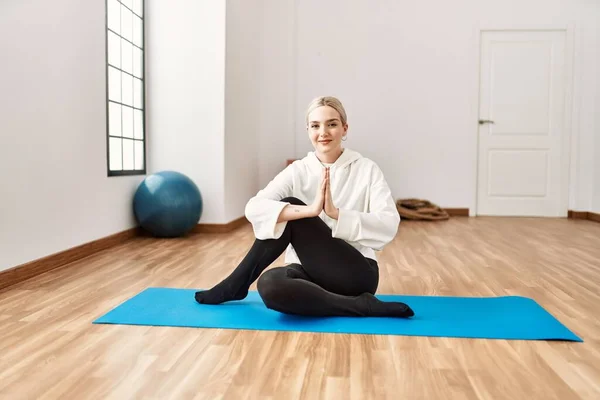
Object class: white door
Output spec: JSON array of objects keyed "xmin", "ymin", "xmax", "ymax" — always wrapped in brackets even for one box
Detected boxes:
[{"xmin": 476, "ymin": 30, "xmax": 570, "ymax": 217}]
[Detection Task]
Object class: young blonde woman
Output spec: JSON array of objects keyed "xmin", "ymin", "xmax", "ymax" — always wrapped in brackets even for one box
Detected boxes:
[{"xmin": 195, "ymin": 96, "xmax": 414, "ymax": 318}]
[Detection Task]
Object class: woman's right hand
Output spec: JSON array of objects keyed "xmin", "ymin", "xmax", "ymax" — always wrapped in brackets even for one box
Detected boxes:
[{"xmin": 309, "ymin": 168, "xmax": 327, "ymax": 217}]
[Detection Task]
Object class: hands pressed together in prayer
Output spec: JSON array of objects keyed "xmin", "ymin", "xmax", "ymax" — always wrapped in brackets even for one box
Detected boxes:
[{"xmin": 310, "ymin": 167, "xmax": 339, "ymax": 220}]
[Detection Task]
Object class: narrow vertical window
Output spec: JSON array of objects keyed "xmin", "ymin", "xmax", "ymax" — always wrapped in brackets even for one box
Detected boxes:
[{"xmin": 106, "ymin": 0, "xmax": 145, "ymax": 176}]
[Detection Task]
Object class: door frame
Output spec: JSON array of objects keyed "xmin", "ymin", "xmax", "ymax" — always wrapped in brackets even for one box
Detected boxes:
[{"xmin": 472, "ymin": 23, "xmax": 576, "ymax": 217}]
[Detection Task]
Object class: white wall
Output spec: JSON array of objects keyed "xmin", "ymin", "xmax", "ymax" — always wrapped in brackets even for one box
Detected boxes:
[
  {"xmin": 224, "ymin": 0, "xmax": 263, "ymax": 223},
  {"xmin": 0, "ymin": 0, "xmax": 143, "ymax": 272},
  {"xmin": 593, "ymin": 17, "xmax": 600, "ymax": 214},
  {"xmin": 570, "ymin": 0, "xmax": 599, "ymax": 213},
  {"xmin": 147, "ymin": 0, "xmax": 265, "ymax": 224},
  {"xmin": 258, "ymin": 0, "xmax": 600, "ymax": 214},
  {"xmin": 146, "ymin": 0, "xmax": 227, "ymax": 224},
  {"xmin": 594, "ymin": 135, "xmax": 600, "ymax": 213},
  {"xmin": 257, "ymin": 0, "xmax": 297, "ymax": 189}
]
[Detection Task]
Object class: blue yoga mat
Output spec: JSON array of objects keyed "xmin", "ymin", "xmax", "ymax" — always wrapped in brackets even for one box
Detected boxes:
[{"xmin": 93, "ymin": 287, "xmax": 582, "ymax": 341}]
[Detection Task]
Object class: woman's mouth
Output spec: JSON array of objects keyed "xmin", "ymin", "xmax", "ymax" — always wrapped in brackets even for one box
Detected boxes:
[{"xmin": 319, "ymin": 140, "xmax": 332, "ymax": 144}]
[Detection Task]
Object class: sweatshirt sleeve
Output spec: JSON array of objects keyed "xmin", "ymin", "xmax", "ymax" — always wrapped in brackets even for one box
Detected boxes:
[
  {"xmin": 331, "ymin": 164, "xmax": 400, "ymax": 250},
  {"xmin": 244, "ymin": 164, "xmax": 294, "ymax": 240}
]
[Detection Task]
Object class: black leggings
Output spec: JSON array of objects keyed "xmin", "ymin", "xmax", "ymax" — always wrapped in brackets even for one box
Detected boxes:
[{"xmin": 195, "ymin": 197, "xmax": 413, "ymax": 317}]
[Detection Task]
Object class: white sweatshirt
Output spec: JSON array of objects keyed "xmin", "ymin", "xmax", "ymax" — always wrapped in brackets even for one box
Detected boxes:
[{"xmin": 244, "ymin": 148, "xmax": 401, "ymax": 264}]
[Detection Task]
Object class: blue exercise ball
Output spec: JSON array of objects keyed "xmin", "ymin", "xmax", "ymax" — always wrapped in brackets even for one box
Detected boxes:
[{"xmin": 133, "ymin": 171, "xmax": 203, "ymax": 237}]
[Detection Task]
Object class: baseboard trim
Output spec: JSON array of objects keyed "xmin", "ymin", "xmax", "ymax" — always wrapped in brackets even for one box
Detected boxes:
[
  {"xmin": 0, "ymin": 227, "xmax": 139, "ymax": 292},
  {"xmin": 568, "ymin": 210, "xmax": 589, "ymax": 219},
  {"xmin": 193, "ymin": 216, "xmax": 249, "ymax": 234},
  {"xmin": 444, "ymin": 208, "xmax": 470, "ymax": 217},
  {"xmin": 0, "ymin": 216, "xmax": 252, "ymax": 292},
  {"xmin": 568, "ymin": 210, "xmax": 600, "ymax": 223}
]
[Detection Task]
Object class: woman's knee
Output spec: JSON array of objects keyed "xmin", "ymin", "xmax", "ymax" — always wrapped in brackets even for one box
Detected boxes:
[
  {"xmin": 257, "ymin": 269, "xmax": 288, "ymax": 309},
  {"xmin": 281, "ymin": 196, "xmax": 306, "ymax": 206}
]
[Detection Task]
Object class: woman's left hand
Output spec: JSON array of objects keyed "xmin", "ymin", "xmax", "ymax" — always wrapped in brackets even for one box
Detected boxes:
[{"xmin": 324, "ymin": 168, "xmax": 339, "ymax": 220}]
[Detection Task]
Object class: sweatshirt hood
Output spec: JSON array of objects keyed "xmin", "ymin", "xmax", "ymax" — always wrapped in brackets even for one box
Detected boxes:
[{"xmin": 306, "ymin": 148, "xmax": 362, "ymax": 173}]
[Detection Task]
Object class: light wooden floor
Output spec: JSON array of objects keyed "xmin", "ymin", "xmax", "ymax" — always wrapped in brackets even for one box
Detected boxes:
[{"xmin": 1, "ymin": 217, "xmax": 600, "ymax": 399}]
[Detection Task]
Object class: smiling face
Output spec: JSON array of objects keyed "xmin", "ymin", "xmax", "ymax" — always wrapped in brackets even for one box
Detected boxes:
[{"xmin": 307, "ymin": 105, "xmax": 348, "ymax": 162}]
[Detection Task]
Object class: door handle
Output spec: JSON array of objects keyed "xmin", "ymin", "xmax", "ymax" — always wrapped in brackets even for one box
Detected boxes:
[{"xmin": 479, "ymin": 119, "xmax": 494, "ymax": 125}]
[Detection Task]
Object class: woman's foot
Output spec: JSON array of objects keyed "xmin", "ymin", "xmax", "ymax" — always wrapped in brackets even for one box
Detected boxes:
[
  {"xmin": 194, "ymin": 281, "xmax": 248, "ymax": 304},
  {"xmin": 360, "ymin": 293, "xmax": 414, "ymax": 318}
]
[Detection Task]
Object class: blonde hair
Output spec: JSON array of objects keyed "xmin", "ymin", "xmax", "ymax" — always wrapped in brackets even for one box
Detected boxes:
[{"xmin": 305, "ymin": 96, "xmax": 348, "ymax": 126}]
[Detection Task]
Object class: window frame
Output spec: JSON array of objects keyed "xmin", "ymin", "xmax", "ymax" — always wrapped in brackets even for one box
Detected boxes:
[{"xmin": 105, "ymin": 0, "xmax": 146, "ymax": 177}]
